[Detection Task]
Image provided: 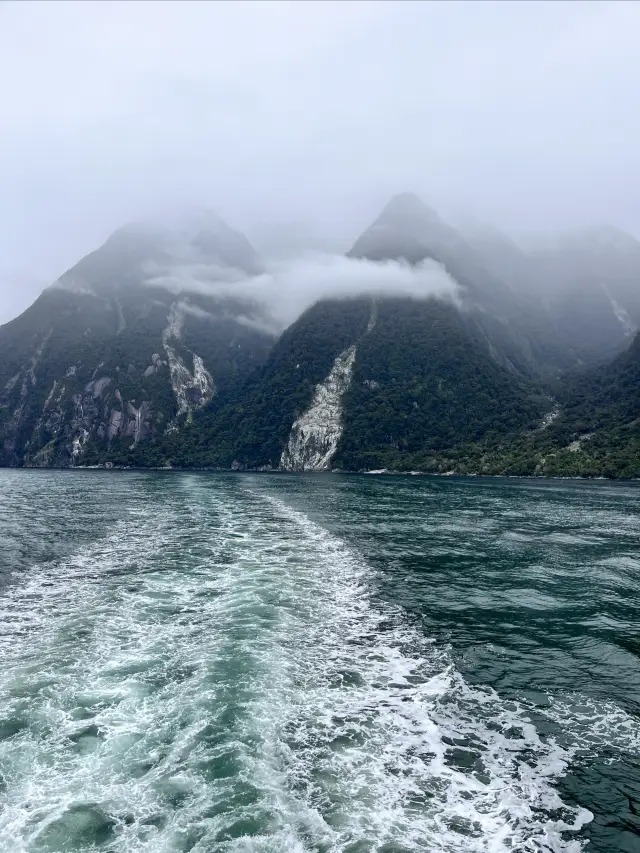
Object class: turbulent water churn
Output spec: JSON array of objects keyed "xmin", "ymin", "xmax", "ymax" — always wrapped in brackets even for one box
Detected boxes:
[{"xmin": 0, "ymin": 471, "xmax": 638, "ymax": 853}]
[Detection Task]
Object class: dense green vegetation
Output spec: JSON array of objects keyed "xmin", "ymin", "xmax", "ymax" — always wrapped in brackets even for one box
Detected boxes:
[
  {"xmin": 335, "ymin": 298, "xmax": 547, "ymax": 471},
  {"xmin": 85, "ymin": 297, "xmax": 372, "ymax": 469},
  {"xmin": 81, "ymin": 298, "xmax": 640, "ymax": 479},
  {"xmin": 397, "ymin": 334, "xmax": 640, "ymax": 479},
  {"xmin": 187, "ymin": 297, "xmax": 371, "ymax": 468}
]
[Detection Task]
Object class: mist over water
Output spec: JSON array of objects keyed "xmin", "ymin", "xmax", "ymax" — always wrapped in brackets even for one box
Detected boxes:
[{"xmin": 0, "ymin": 472, "xmax": 638, "ymax": 852}]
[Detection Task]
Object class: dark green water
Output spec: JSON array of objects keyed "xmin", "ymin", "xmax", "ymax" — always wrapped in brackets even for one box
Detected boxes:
[{"xmin": 0, "ymin": 471, "xmax": 638, "ymax": 852}]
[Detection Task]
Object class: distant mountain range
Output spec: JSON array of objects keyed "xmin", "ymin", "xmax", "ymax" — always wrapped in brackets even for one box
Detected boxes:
[{"xmin": 1, "ymin": 195, "xmax": 639, "ymax": 477}]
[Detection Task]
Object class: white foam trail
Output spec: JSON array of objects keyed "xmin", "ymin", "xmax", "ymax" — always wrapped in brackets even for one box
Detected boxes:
[
  {"xmin": 0, "ymin": 478, "xmax": 634, "ymax": 852},
  {"xmin": 248, "ymin": 494, "xmax": 595, "ymax": 853}
]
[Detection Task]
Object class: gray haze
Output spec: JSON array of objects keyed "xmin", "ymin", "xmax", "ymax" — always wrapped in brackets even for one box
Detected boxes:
[{"xmin": 2, "ymin": 0, "xmax": 640, "ymax": 324}]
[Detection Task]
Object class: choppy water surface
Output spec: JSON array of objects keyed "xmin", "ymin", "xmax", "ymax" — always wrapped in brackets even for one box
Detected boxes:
[{"xmin": 0, "ymin": 471, "xmax": 638, "ymax": 853}]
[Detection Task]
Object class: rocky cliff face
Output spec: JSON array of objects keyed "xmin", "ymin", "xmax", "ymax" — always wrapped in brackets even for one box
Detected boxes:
[
  {"xmin": 0, "ymin": 212, "xmax": 274, "ymax": 467},
  {"xmin": 280, "ymin": 345, "xmax": 357, "ymax": 471},
  {"xmin": 280, "ymin": 302, "xmax": 378, "ymax": 471},
  {"xmin": 162, "ymin": 303, "xmax": 215, "ymax": 417}
]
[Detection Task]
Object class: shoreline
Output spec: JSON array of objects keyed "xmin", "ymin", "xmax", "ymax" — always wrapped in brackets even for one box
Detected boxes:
[{"xmin": 6, "ymin": 464, "xmax": 638, "ymax": 482}]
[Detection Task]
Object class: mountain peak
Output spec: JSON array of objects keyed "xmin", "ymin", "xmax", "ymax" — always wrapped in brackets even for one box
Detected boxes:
[
  {"xmin": 110, "ymin": 207, "xmax": 243, "ymax": 248},
  {"xmin": 52, "ymin": 208, "xmax": 262, "ymax": 295},
  {"xmin": 138, "ymin": 207, "xmax": 230, "ymax": 237},
  {"xmin": 348, "ymin": 193, "xmax": 461, "ymax": 266},
  {"xmin": 375, "ymin": 193, "xmax": 441, "ymax": 230}
]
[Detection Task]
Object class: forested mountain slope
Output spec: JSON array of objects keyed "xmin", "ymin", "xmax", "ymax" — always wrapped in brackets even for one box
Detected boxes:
[
  {"xmin": 0, "ymin": 212, "xmax": 274, "ymax": 466},
  {"xmin": 103, "ymin": 195, "xmax": 551, "ymax": 471}
]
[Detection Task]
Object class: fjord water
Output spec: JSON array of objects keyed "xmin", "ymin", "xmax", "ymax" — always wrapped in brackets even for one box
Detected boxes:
[{"xmin": 0, "ymin": 472, "xmax": 638, "ymax": 853}]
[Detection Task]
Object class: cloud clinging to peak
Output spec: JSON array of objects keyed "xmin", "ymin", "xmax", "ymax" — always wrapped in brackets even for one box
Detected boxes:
[{"xmin": 146, "ymin": 253, "xmax": 460, "ymax": 333}]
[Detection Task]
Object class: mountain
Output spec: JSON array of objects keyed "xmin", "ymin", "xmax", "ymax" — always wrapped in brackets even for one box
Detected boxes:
[
  {"xmin": 459, "ymin": 221, "xmax": 640, "ymax": 368},
  {"xmin": 114, "ymin": 195, "xmax": 551, "ymax": 472},
  {"xmin": 3, "ymin": 195, "xmax": 640, "ymax": 477},
  {"xmin": 348, "ymin": 193, "xmax": 509, "ymax": 304},
  {"xmin": 117, "ymin": 292, "xmax": 546, "ymax": 474},
  {"xmin": 524, "ymin": 226, "xmax": 640, "ymax": 363},
  {"xmin": 349, "ymin": 194, "xmax": 577, "ymax": 375},
  {"xmin": 0, "ymin": 211, "xmax": 274, "ymax": 467}
]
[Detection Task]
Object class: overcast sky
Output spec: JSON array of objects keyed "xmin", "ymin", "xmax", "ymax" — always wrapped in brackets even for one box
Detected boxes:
[{"xmin": 2, "ymin": 0, "xmax": 640, "ymax": 323}]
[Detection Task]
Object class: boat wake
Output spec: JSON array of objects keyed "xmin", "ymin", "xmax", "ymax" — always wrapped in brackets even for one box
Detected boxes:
[{"xmin": 0, "ymin": 478, "xmax": 636, "ymax": 852}]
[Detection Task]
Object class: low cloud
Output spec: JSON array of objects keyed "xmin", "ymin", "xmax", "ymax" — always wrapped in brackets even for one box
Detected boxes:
[
  {"xmin": 146, "ymin": 253, "xmax": 461, "ymax": 332},
  {"xmin": 175, "ymin": 300, "xmax": 216, "ymax": 322},
  {"xmin": 173, "ymin": 296, "xmax": 278, "ymax": 337}
]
